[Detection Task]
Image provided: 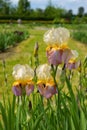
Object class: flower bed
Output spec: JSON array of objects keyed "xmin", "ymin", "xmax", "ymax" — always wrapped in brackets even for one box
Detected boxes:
[{"xmin": 0, "ymin": 30, "xmax": 29, "ymax": 52}]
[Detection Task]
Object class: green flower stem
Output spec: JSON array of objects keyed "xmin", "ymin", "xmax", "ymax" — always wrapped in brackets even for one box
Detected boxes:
[
  {"xmin": 51, "ymin": 64, "xmax": 58, "ymax": 90},
  {"xmin": 34, "ymin": 42, "xmax": 39, "ymax": 68},
  {"xmin": 2, "ymin": 59, "xmax": 8, "ymax": 87},
  {"xmin": 51, "ymin": 64, "xmax": 61, "ymax": 127}
]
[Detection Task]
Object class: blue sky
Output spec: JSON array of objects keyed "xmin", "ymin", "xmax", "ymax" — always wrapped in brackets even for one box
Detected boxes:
[{"xmin": 11, "ymin": 0, "xmax": 87, "ymax": 14}]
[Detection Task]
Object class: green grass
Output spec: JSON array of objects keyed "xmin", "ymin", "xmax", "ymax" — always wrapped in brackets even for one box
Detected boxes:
[{"xmin": 0, "ymin": 24, "xmax": 87, "ymax": 94}]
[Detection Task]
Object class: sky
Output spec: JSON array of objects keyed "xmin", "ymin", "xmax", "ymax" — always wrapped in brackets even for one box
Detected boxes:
[{"xmin": 11, "ymin": 0, "xmax": 87, "ymax": 14}]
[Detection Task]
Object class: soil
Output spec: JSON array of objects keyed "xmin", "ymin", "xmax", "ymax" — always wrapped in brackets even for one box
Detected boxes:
[{"xmin": 0, "ymin": 45, "xmax": 18, "ymax": 60}]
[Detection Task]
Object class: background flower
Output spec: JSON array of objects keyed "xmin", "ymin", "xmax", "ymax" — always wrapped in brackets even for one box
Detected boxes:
[{"xmin": 66, "ymin": 59, "xmax": 80, "ymax": 70}]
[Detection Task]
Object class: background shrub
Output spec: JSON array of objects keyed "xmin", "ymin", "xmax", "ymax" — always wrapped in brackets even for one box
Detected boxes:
[
  {"xmin": 72, "ymin": 31, "xmax": 87, "ymax": 44},
  {"xmin": 0, "ymin": 31, "xmax": 29, "ymax": 52}
]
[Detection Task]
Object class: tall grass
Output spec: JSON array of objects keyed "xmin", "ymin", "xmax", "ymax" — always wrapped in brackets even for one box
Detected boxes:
[{"xmin": 0, "ymin": 57, "xmax": 87, "ymax": 130}]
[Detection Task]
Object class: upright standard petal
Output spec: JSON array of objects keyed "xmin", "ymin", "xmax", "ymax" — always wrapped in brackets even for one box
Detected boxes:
[
  {"xmin": 36, "ymin": 64, "xmax": 52, "ymax": 81},
  {"xmin": 12, "ymin": 64, "xmax": 34, "ymax": 81},
  {"xmin": 43, "ymin": 27, "xmax": 70, "ymax": 45}
]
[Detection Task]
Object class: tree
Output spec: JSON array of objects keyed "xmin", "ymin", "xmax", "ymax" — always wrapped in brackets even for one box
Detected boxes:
[
  {"xmin": 78, "ymin": 6, "xmax": 84, "ymax": 17},
  {"xmin": 0, "ymin": 0, "xmax": 3, "ymax": 14},
  {"xmin": 0, "ymin": 0, "xmax": 3, "ymax": 8},
  {"xmin": 44, "ymin": 6, "xmax": 57, "ymax": 19},
  {"xmin": 10, "ymin": 6, "xmax": 17, "ymax": 15},
  {"xmin": 0, "ymin": 0, "xmax": 11, "ymax": 15},
  {"xmin": 67, "ymin": 9, "xmax": 73, "ymax": 16},
  {"xmin": 65, "ymin": 9, "xmax": 73, "ymax": 22},
  {"xmin": 48, "ymin": 0, "xmax": 52, "ymax": 7},
  {"xmin": 34, "ymin": 8, "xmax": 44, "ymax": 18},
  {"xmin": 17, "ymin": 0, "xmax": 24, "ymax": 14},
  {"xmin": 24, "ymin": 0, "xmax": 30, "ymax": 11},
  {"xmin": 17, "ymin": 0, "xmax": 30, "ymax": 15}
]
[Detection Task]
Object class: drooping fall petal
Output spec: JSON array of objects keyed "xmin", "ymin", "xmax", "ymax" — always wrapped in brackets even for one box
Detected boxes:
[
  {"xmin": 37, "ymin": 81, "xmax": 57, "ymax": 99},
  {"xmin": 46, "ymin": 48, "xmax": 63, "ymax": 65},
  {"xmin": 25, "ymin": 82, "xmax": 34, "ymax": 96}
]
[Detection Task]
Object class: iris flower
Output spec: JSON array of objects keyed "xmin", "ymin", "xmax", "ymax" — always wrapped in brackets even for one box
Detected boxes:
[
  {"xmin": 66, "ymin": 58, "xmax": 80, "ymax": 70},
  {"xmin": 65, "ymin": 50, "xmax": 80, "ymax": 70},
  {"xmin": 37, "ymin": 80, "xmax": 57, "ymax": 99},
  {"xmin": 12, "ymin": 64, "xmax": 34, "ymax": 96},
  {"xmin": 44, "ymin": 27, "xmax": 75, "ymax": 66},
  {"xmin": 36, "ymin": 64, "xmax": 59, "ymax": 98}
]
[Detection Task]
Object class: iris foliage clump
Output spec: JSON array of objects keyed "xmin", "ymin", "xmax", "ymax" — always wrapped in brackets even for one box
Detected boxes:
[{"xmin": 0, "ymin": 30, "xmax": 29, "ymax": 52}]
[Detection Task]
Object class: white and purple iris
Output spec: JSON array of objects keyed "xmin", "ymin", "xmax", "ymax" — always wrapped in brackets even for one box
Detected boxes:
[{"xmin": 12, "ymin": 64, "xmax": 34, "ymax": 96}]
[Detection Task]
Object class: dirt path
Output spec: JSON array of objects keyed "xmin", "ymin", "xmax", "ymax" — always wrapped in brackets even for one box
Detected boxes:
[
  {"xmin": 0, "ymin": 35, "xmax": 33, "ymax": 60},
  {"xmin": 0, "ymin": 47, "xmax": 17, "ymax": 60}
]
